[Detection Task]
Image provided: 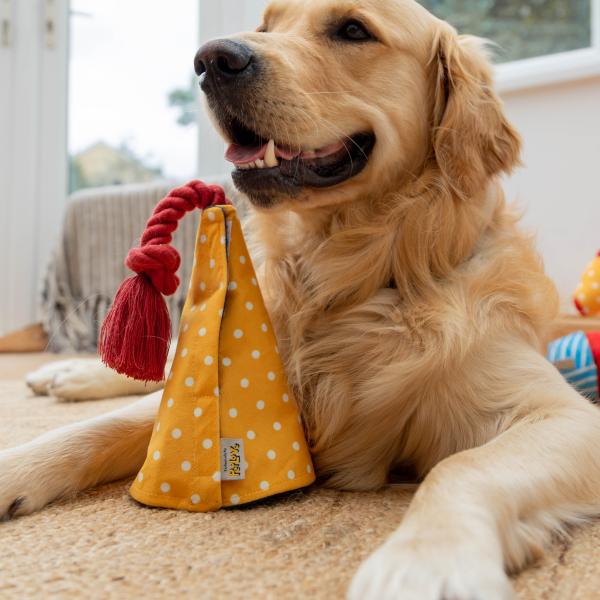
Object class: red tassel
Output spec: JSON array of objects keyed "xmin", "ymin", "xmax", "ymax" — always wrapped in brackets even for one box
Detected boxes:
[
  {"xmin": 99, "ymin": 274, "xmax": 171, "ymax": 382},
  {"xmin": 98, "ymin": 181, "xmax": 232, "ymax": 382}
]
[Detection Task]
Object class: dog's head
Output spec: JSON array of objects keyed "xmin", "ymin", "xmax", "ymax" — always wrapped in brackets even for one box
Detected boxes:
[{"xmin": 195, "ymin": 0, "xmax": 521, "ymax": 210}]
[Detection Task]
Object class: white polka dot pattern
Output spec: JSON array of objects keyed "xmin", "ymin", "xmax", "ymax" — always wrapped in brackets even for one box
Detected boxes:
[
  {"xmin": 575, "ymin": 256, "xmax": 600, "ymax": 316},
  {"xmin": 129, "ymin": 205, "xmax": 315, "ymax": 513}
]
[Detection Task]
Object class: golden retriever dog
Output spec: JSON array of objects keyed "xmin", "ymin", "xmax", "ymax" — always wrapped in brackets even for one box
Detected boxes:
[{"xmin": 3, "ymin": 0, "xmax": 600, "ymax": 597}]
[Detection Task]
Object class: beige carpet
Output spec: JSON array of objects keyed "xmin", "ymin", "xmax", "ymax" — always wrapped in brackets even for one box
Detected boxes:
[{"xmin": 2, "ymin": 354, "xmax": 600, "ymax": 599}]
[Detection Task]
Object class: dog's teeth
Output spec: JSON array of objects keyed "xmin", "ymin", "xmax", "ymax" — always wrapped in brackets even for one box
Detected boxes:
[
  {"xmin": 264, "ymin": 139, "xmax": 279, "ymax": 167},
  {"xmin": 234, "ymin": 163, "xmax": 241, "ymax": 170},
  {"xmin": 248, "ymin": 161, "xmax": 256, "ymax": 169},
  {"xmin": 255, "ymin": 158, "xmax": 264, "ymax": 168}
]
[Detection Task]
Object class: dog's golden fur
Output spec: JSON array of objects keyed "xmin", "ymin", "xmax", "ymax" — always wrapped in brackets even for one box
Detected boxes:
[
  {"xmin": 3, "ymin": 0, "xmax": 600, "ymax": 597},
  {"xmin": 240, "ymin": 0, "xmax": 557, "ymax": 489}
]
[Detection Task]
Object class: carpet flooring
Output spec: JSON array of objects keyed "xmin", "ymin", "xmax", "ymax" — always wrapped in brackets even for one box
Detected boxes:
[{"xmin": 2, "ymin": 353, "xmax": 600, "ymax": 599}]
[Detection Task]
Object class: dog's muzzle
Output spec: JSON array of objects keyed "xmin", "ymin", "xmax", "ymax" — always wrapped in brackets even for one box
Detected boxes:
[{"xmin": 194, "ymin": 39, "xmax": 258, "ymax": 94}]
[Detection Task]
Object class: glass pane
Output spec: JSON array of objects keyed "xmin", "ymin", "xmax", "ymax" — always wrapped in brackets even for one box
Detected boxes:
[
  {"xmin": 417, "ymin": 0, "xmax": 592, "ymax": 63},
  {"xmin": 68, "ymin": 0, "xmax": 199, "ymax": 193}
]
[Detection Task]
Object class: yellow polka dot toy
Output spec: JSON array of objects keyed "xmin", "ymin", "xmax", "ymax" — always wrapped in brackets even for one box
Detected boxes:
[
  {"xmin": 99, "ymin": 181, "xmax": 315, "ymax": 511},
  {"xmin": 574, "ymin": 253, "xmax": 600, "ymax": 317}
]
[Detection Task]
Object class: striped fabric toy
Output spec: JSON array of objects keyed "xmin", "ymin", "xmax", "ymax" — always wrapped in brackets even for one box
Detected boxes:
[{"xmin": 547, "ymin": 331, "xmax": 600, "ymax": 403}]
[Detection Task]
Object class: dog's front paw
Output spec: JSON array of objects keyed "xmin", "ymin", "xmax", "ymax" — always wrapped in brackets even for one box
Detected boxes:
[
  {"xmin": 348, "ymin": 537, "xmax": 515, "ymax": 600},
  {"xmin": 25, "ymin": 359, "xmax": 84, "ymax": 395},
  {"xmin": 49, "ymin": 360, "xmax": 117, "ymax": 401},
  {"xmin": 0, "ymin": 447, "xmax": 55, "ymax": 521},
  {"xmin": 49, "ymin": 359, "xmax": 163, "ymax": 401}
]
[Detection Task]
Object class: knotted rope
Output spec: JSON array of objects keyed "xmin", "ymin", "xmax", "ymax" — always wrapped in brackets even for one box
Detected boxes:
[
  {"xmin": 98, "ymin": 180, "xmax": 232, "ymax": 382},
  {"xmin": 125, "ymin": 180, "xmax": 230, "ymax": 296}
]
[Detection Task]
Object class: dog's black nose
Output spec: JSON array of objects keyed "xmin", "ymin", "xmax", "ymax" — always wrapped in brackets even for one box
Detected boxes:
[{"xmin": 194, "ymin": 39, "xmax": 255, "ymax": 88}]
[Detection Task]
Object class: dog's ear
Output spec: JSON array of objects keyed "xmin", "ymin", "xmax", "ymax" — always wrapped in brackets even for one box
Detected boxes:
[{"xmin": 431, "ymin": 26, "xmax": 522, "ymax": 198}]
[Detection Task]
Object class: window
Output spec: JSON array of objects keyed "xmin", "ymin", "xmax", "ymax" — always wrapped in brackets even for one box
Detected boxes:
[
  {"xmin": 68, "ymin": 0, "xmax": 200, "ymax": 192},
  {"xmin": 417, "ymin": 0, "xmax": 592, "ymax": 63}
]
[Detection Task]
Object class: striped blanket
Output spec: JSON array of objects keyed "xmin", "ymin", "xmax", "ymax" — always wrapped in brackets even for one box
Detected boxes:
[{"xmin": 41, "ymin": 177, "xmax": 238, "ymax": 353}]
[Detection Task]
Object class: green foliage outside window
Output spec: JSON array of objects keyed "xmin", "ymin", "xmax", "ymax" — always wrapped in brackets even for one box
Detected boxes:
[
  {"xmin": 417, "ymin": 0, "xmax": 591, "ymax": 62},
  {"xmin": 168, "ymin": 75, "xmax": 198, "ymax": 127}
]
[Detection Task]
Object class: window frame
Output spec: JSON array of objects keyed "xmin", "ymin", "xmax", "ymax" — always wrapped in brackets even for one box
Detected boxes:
[{"xmin": 0, "ymin": 0, "xmax": 68, "ymax": 333}]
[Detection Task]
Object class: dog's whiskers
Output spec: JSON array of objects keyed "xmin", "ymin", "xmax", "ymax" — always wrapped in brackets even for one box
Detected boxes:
[
  {"xmin": 300, "ymin": 107, "xmax": 368, "ymax": 162},
  {"xmin": 299, "ymin": 107, "xmax": 363, "ymax": 170},
  {"xmin": 301, "ymin": 90, "xmax": 360, "ymax": 95},
  {"xmin": 293, "ymin": 107, "xmax": 321, "ymax": 140},
  {"xmin": 283, "ymin": 106, "xmax": 356, "ymax": 175},
  {"xmin": 43, "ymin": 293, "xmax": 112, "ymax": 355}
]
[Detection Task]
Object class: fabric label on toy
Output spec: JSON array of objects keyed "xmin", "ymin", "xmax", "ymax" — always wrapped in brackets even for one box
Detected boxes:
[{"xmin": 220, "ymin": 438, "xmax": 246, "ymax": 480}]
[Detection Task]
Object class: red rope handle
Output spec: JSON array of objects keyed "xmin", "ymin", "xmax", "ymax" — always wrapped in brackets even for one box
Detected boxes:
[
  {"xmin": 98, "ymin": 180, "xmax": 232, "ymax": 382},
  {"xmin": 125, "ymin": 180, "xmax": 232, "ymax": 296}
]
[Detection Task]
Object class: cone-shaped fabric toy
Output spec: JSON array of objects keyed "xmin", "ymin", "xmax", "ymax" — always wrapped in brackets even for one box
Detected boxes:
[{"xmin": 128, "ymin": 203, "xmax": 315, "ymax": 511}]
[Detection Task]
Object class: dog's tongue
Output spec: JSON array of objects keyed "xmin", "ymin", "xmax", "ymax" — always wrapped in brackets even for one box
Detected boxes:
[{"xmin": 225, "ymin": 141, "xmax": 267, "ymax": 164}]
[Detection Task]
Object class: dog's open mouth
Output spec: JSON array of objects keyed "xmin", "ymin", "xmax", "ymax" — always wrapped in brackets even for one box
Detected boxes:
[{"xmin": 222, "ymin": 116, "xmax": 375, "ymax": 191}]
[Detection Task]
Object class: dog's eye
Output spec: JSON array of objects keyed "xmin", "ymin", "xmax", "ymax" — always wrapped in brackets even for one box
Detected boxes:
[{"xmin": 338, "ymin": 21, "xmax": 371, "ymax": 41}]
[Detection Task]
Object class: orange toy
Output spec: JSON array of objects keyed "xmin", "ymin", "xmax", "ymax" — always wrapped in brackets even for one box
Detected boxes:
[
  {"xmin": 575, "ymin": 253, "xmax": 600, "ymax": 317},
  {"xmin": 100, "ymin": 183, "xmax": 315, "ymax": 512}
]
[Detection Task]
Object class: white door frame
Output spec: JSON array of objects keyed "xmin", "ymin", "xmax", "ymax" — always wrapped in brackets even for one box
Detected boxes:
[
  {"xmin": 197, "ymin": 0, "xmax": 266, "ymax": 180},
  {"xmin": 0, "ymin": 0, "xmax": 68, "ymax": 334}
]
